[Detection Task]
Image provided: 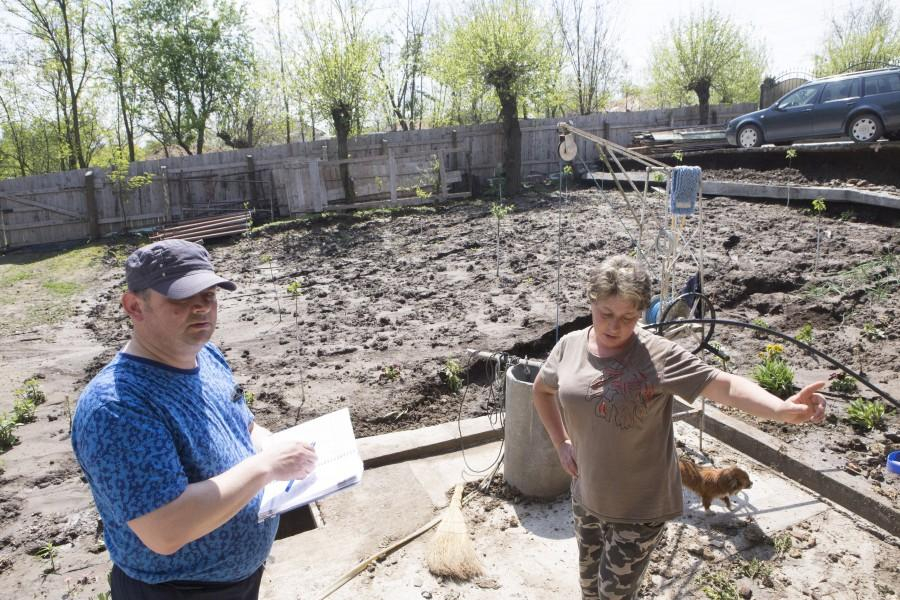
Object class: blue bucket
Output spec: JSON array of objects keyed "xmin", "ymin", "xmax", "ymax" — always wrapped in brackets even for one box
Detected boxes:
[
  {"xmin": 645, "ymin": 297, "xmax": 662, "ymax": 324},
  {"xmin": 888, "ymin": 451, "xmax": 900, "ymax": 476}
]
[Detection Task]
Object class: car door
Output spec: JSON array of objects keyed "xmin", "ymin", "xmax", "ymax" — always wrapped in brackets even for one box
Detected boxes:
[
  {"xmin": 863, "ymin": 72, "xmax": 900, "ymax": 130},
  {"xmin": 813, "ymin": 78, "xmax": 861, "ymax": 136},
  {"xmin": 762, "ymin": 84, "xmax": 823, "ymax": 142}
]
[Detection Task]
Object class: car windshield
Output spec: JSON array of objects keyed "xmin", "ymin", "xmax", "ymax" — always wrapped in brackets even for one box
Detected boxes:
[{"xmin": 778, "ymin": 85, "xmax": 821, "ymax": 109}]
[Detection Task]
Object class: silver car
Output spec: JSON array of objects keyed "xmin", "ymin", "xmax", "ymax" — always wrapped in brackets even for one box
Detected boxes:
[{"xmin": 726, "ymin": 67, "xmax": 900, "ymax": 147}]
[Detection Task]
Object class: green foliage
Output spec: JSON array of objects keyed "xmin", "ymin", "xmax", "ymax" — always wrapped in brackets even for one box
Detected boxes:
[
  {"xmin": 13, "ymin": 396, "xmax": 36, "ymax": 424},
  {"xmin": 651, "ymin": 171, "xmax": 666, "ymax": 183},
  {"xmin": 771, "ymin": 532, "xmax": 793, "ymax": 557},
  {"xmin": 648, "ymin": 6, "xmax": 766, "ymax": 120},
  {"xmin": 442, "ymin": 358, "xmax": 464, "ymax": 394},
  {"xmin": 752, "ymin": 344, "xmax": 795, "ymax": 399},
  {"xmin": 672, "ymin": 151, "xmax": 684, "ymax": 163},
  {"xmin": 17, "ymin": 378, "xmax": 46, "ymax": 406},
  {"xmin": 127, "ymin": 0, "xmax": 255, "ymax": 154},
  {"xmin": 802, "ymin": 253, "xmax": 898, "ymax": 302},
  {"xmin": 490, "ymin": 202, "xmax": 514, "ymax": 220},
  {"xmin": 0, "ymin": 413, "xmax": 19, "ymax": 451},
  {"xmin": 299, "ymin": 0, "xmax": 380, "ymax": 140},
  {"xmin": 243, "ymin": 390, "xmax": 255, "ymax": 409},
  {"xmin": 11, "ymin": 378, "xmax": 45, "ymax": 425},
  {"xmin": 795, "ymin": 323, "xmax": 814, "ymax": 345},
  {"xmin": 811, "ymin": 197, "xmax": 826, "ymax": 214},
  {"xmin": 432, "ymin": 0, "xmax": 558, "ymax": 111},
  {"xmin": 36, "ymin": 541, "xmax": 58, "ymax": 572},
  {"xmin": 738, "ymin": 557, "xmax": 773, "ymax": 583},
  {"xmin": 381, "ymin": 365, "xmax": 401, "ymax": 382},
  {"xmin": 699, "ymin": 570, "xmax": 739, "ymax": 600},
  {"xmin": 862, "ymin": 322, "xmax": 886, "ymax": 341},
  {"xmin": 828, "ymin": 372, "xmax": 858, "ymax": 394},
  {"xmin": 286, "ymin": 280, "xmax": 303, "ymax": 298},
  {"xmin": 847, "ymin": 398, "xmax": 885, "ymax": 430},
  {"xmin": 785, "ymin": 148, "xmax": 798, "ymax": 162},
  {"xmin": 813, "ymin": 0, "xmax": 900, "ymax": 76},
  {"xmin": 415, "ymin": 187, "xmax": 432, "ymax": 199}
]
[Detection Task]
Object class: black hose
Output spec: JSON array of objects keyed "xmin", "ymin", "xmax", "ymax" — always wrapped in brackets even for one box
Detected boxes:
[{"xmin": 646, "ymin": 317, "xmax": 898, "ymax": 408}]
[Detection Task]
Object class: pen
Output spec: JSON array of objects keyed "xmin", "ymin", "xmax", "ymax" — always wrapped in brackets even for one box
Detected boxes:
[{"xmin": 284, "ymin": 440, "xmax": 316, "ymax": 493}]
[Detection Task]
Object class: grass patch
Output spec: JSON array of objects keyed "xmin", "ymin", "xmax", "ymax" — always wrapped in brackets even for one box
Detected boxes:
[
  {"xmin": 802, "ymin": 252, "xmax": 898, "ymax": 300},
  {"xmin": 0, "ymin": 243, "xmax": 107, "ymax": 334}
]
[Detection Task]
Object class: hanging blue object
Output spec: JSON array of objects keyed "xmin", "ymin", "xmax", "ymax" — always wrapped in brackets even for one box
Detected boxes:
[{"xmin": 669, "ymin": 166, "xmax": 701, "ymax": 215}]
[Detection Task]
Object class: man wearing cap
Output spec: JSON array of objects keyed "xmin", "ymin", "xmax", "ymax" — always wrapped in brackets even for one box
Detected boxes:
[{"xmin": 72, "ymin": 239, "xmax": 317, "ymax": 599}]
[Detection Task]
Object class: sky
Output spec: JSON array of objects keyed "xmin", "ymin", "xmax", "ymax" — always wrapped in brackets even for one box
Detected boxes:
[{"xmin": 613, "ymin": 0, "xmax": 858, "ymax": 82}]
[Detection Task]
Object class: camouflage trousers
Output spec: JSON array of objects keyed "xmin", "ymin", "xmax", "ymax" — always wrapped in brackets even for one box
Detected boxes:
[{"xmin": 572, "ymin": 497, "xmax": 666, "ymax": 600}]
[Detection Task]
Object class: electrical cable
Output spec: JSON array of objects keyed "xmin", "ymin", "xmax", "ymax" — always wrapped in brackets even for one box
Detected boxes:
[{"xmin": 455, "ymin": 351, "xmax": 506, "ymax": 476}]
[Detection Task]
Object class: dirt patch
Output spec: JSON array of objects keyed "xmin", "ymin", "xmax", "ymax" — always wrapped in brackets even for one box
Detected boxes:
[{"xmin": 0, "ymin": 165, "xmax": 898, "ymax": 598}]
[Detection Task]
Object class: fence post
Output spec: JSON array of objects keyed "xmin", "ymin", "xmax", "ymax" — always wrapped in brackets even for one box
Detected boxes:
[
  {"xmin": 160, "ymin": 165, "xmax": 171, "ymax": 223},
  {"xmin": 451, "ymin": 130, "xmax": 458, "ymax": 170},
  {"xmin": 246, "ymin": 154, "xmax": 258, "ymax": 211},
  {"xmin": 388, "ymin": 149, "xmax": 397, "ymax": 204},
  {"xmin": 84, "ymin": 170, "xmax": 100, "ymax": 240}
]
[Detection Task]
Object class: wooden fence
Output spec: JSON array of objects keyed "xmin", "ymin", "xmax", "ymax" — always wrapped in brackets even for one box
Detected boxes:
[{"xmin": 0, "ymin": 102, "xmax": 754, "ymax": 250}]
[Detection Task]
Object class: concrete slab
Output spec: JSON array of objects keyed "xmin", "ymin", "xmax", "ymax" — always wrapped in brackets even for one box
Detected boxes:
[
  {"xmin": 582, "ymin": 171, "xmax": 900, "ymax": 210},
  {"xmin": 258, "ymin": 419, "xmax": 831, "ymax": 600}
]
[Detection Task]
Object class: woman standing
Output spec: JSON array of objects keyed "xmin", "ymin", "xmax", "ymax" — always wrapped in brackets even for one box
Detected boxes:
[{"xmin": 533, "ymin": 255, "xmax": 826, "ymax": 600}]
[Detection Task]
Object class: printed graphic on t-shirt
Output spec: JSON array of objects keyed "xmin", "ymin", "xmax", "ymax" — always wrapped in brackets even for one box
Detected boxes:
[{"xmin": 586, "ymin": 360, "xmax": 656, "ymax": 429}]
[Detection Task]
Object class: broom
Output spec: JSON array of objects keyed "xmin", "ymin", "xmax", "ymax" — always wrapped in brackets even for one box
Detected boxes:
[{"xmin": 426, "ymin": 483, "xmax": 483, "ymax": 580}]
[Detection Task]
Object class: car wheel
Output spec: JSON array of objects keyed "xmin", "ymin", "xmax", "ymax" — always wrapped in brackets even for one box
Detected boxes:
[
  {"xmin": 737, "ymin": 124, "xmax": 763, "ymax": 148},
  {"xmin": 848, "ymin": 114, "xmax": 883, "ymax": 143}
]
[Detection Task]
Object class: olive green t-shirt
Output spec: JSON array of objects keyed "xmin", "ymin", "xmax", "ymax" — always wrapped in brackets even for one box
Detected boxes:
[{"xmin": 538, "ymin": 325, "xmax": 719, "ymax": 523}]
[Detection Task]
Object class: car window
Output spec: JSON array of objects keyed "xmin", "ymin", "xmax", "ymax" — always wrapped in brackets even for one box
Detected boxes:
[
  {"xmin": 864, "ymin": 73, "xmax": 900, "ymax": 95},
  {"xmin": 820, "ymin": 78, "xmax": 860, "ymax": 103},
  {"xmin": 778, "ymin": 85, "xmax": 822, "ymax": 108}
]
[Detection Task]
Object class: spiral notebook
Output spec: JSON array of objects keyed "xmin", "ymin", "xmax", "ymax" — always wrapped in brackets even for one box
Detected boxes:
[{"xmin": 257, "ymin": 407, "xmax": 363, "ymax": 521}]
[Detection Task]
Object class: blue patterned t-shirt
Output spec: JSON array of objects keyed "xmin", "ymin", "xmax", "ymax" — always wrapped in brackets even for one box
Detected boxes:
[{"xmin": 72, "ymin": 343, "xmax": 279, "ymax": 584}]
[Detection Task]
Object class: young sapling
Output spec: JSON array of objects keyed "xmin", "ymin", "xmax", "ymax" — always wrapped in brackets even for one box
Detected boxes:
[
  {"xmin": 811, "ymin": 197, "xmax": 826, "ymax": 273},
  {"xmin": 489, "ymin": 202, "xmax": 514, "ymax": 277}
]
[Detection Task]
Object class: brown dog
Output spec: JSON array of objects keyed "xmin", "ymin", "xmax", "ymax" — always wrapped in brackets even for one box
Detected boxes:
[{"xmin": 678, "ymin": 456, "xmax": 753, "ymax": 511}]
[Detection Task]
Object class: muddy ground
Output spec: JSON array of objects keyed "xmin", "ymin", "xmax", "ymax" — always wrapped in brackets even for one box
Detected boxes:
[{"xmin": 0, "ymin": 165, "xmax": 898, "ymax": 598}]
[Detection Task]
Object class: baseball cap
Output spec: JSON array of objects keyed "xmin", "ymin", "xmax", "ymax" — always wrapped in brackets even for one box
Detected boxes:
[{"xmin": 125, "ymin": 239, "xmax": 237, "ymax": 299}]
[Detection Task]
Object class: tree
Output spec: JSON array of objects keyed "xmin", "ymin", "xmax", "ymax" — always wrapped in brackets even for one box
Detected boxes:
[
  {"xmin": 648, "ymin": 6, "xmax": 766, "ymax": 124},
  {"xmin": 93, "ymin": 0, "xmax": 137, "ymax": 161},
  {"xmin": 300, "ymin": 0, "xmax": 379, "ymax": 202},
  {"xmin": 552, "ymin": 0, "xmax": 620, "ymax": 115},
  {"xmin": 6, "ymin": 0, "xmax": 92, "ymax": 168},
  {"xmin": 814, "ymin": 0, "xmax": 900, "ymax": 76},
  {"xmin": 378, "ymin": 0, "xmax": 430, "ymax": 131},
  {"xmin": 433, "ymin": 0, "xmax": 557, "ymax": 194},
  {"xmin": 126, "ymin": 0, "xmax": 254, "ymax": 155}
]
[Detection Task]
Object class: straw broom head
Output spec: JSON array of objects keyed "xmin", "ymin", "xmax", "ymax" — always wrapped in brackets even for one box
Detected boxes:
[{"xmin": 426, "ymin": 483, "xmax": 483, "ymax": 580}]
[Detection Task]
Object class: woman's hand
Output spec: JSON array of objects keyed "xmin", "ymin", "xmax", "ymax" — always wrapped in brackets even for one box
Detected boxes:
[
  {"xmin": 556, "ymin": 439, "xmax": 578, "ymax": 478},
  {"xmin": 778, "ymin": 382, "xmax": 827, "ymax": 424}
]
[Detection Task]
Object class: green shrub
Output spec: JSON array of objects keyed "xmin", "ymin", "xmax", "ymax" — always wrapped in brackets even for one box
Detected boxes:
[
  {"xmin": 17, "ymin": 378, "xmax": 46, "ymax": 405},
  {"xmin": 772, "ymin": 532, "xmax": 792, "ymax": 557},
  {"xmin": 442, "ymin": 359, "xmax": 464, "ymax": 394},
  {"xmin": 381, "ymin": 365, "xmax": 401, "ymax": 382},
  {"xmin": 795, "ymin": 323, "xmax": 813, "ymax": 345},
  {"xmin": 828, "ymin": 372, "xmax": 858, "ymax": 394},
  {"xmin": 847, "ymin": 398, "xmax": 885, "ymax": 430},
  {"xmin": 862, "ymin": 322, "xmax": 885, "ymax": 341},
  {"xmin": 13, "ymin": 396, "xmax": 36, "ymax": 424},
  {"xmin": 699, "ymin": 570, "xmax": 738, "ymax": 600},
  {"xmin": 0, "ymin": 414, "xmax": 18, "ymax": 451},
  {"xmin": 752, "ymin": 345, "xmax": 794, "ymax": 399}
]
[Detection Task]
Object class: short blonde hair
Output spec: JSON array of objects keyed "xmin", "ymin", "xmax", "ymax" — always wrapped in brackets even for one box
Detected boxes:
[{"xmin": 587, "ymin": 255, "xmax": 652, "ymax": 310}]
